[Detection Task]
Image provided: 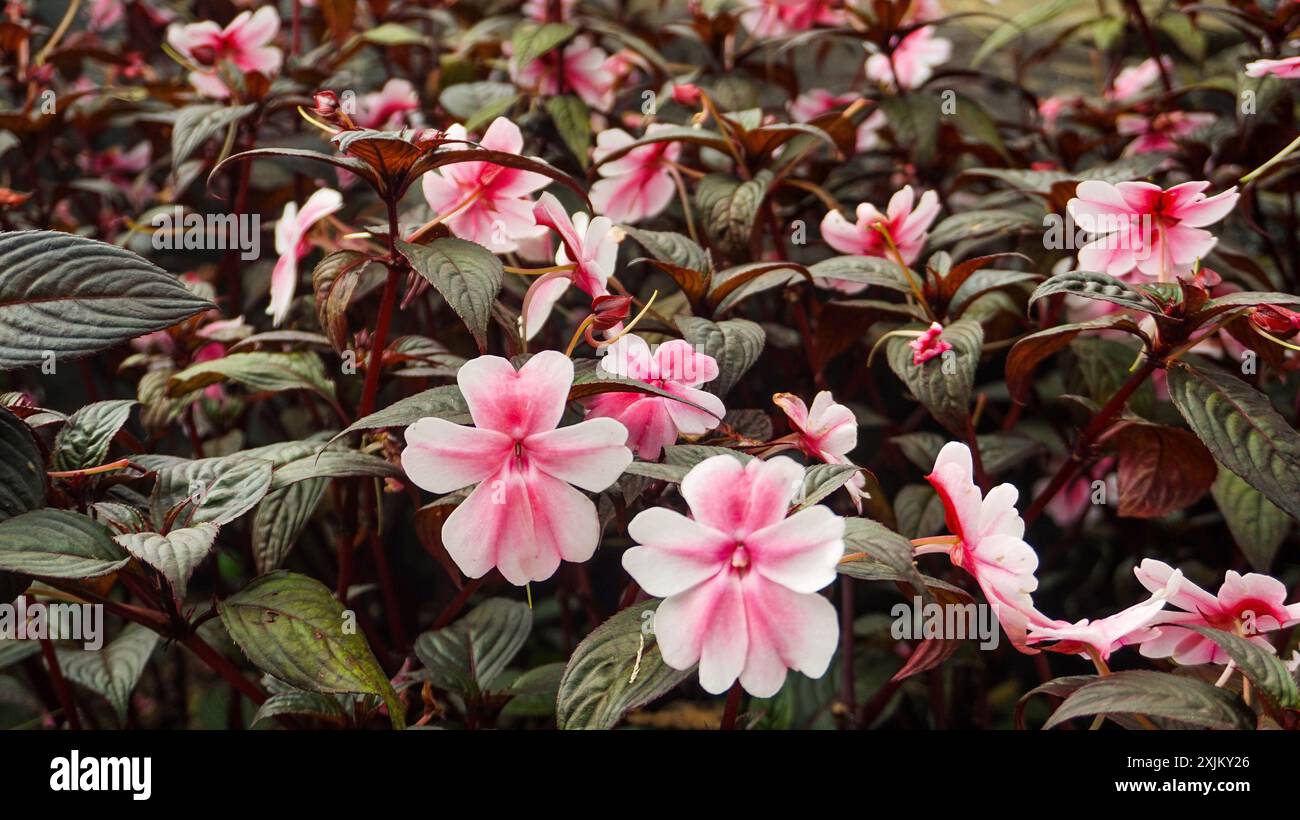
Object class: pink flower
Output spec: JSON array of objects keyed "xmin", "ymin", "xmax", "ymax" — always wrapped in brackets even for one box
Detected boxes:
[
  {"xmin": 1038, "ymin": 95, "xmax": 1078, "ymax": 127},
  {"xmin": 1026, "ymin": 573, "xmax": 1183, "ymax": 661},
  {"xmin": 509, "ymin": 35, "xmax": 618, "ymax": 110},
  {"xmin": 1245, "ymin": 55, "xmax": 1300, "ymax": 80},
  {"xmin": 590, "ymin": 125, "xmax": 682, "ymax": 224},
  {"xmin": 818, "ymin": 185, "xmax": 939, "ymax": 293},
  {"xmin": 269, "ymin": 188, "xmax": 342, "ymax": 325},
  {"xmin": 1117, "ymin": 111, "xmax": 1214, "ymax": 156},
  {"xmin": 522, "ymin": 0, "xmax": 577, "ymax": 21},
  {"xmin": 420, "ymin": 117, "xmax": 552, "ymax": 253},
  {"xmin": 1066, "ymin": 180, "xmax": 1239, "ymax": 281},
  {"xmin": 865, "ymin": 26, "xmax": 951, "ymax": 91},
  {"xmin": 739, "ymin": 0, "xmax": 845, "ymax": 37},
  {"xmin": 1132, "ymin": 559, "xmax": 1300, "ymax": 665},
  {"xmin": 584, "ymin": 335, "xmax": 726, "ymax": 460},
  {"xmin": 920, "ymin": 442, "xmax": 1054, "ymax": 651},
  {"xmin": 773, "ymin": 391, "xmax": 866, "ymax": 511},
  {"xmin": 166, "ymin": 8, "xmax": 283, "ymax": 99},
  {"xmin": 909, "ymin": 322, "xmax": 952, "ymax": 365},
  {"xmin": 401, "ymin": 352, "xmax": 633, "ymax": 585},
  {"xmin": 357, "ymin": 79, "xmax": 420, "ymax": 130},
  {"xmin": 622, "ymin": 455, "xmax": 842, "ymax": 696},
  {"xmin": 88, "ymin": 0, "xmax": 124, "ymax": 31},
  {"xmin": 523, "ymin": 193, "xmax": 618, "ymax": 340},
  {"xmin": 789, "ymin": 90, "xmax": 885, "ymax": 152},
  {"xmin": 1106, "ymin": 57, "xmax": 1170, "ymax": 102}
]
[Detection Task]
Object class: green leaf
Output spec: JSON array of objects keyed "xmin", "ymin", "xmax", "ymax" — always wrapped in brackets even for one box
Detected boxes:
[
  {"xmin": 794, "ymin": 463, "xmax": 859, "ymax": 511},
  {"xmin": 114, "ymin": 523, "xmax": 219, "ymax": 601},
  {"xmin": 0, "ymin": 509, "xmax": 128, "ymax": 578},
  {"xmin": 663, "ymin": 444, "xmax": 752, "ymax": 468},
  {"xmin": 950, "ymin": 94, "xmax": 1007, "ymax": 157},
  {"xmin": 0, "ymin": 231, "xmax": 214, "ymax": 370},
  {"xmin": 837, "ymin": 518, "xmax": 933, "ymax": 601},
  {"xmin": 1211, "ymin": 466, "xmax": 1290, "ymax": 571},
  {"xmin": 621, "ymin": 461, "xmax": 691, "ymax": 483},
  {"xmin": 886, "ymin": 319, "xmax": 984, "ymax": 435},
  {"xmin": 170, "ymin": 103, "xmax": 256, "ymax": 169},
  {"xmin": 557, "ymin": 600, "xmax": 691, "ymax": 729},
  {"xmin": 1006, "ymin": 314, "xmax": 1143, "ymax": 403},
  {"xmin": 331, "ymin": 385, "xmax": 470, "ymax": 447},
  {"xmin": 56, "ymin": 624, "xmax": 160, "ymax": 724},
  {"xmin": 894, "ymin": 484, "xmax": 945, "ymax": 539},
  {"xmin": 218, "ymin": 571, "xmax": 404, "ymax": 728},
  {"xmin": 1070, "ymin": 337, "xmax": 1157, "ymax": 418},
  {"xmin": 696, "ymin": 170, "xmax": 772, "ymax": 258},
  {"xmin": 676, "ymin": 316, "xmax": 764, "ymax": 397},
  {"xmin": 972, "ymin": 0, "xmax": 1080, "ymax": 67},
  {"xmin": 51, "ymin": 399, "xmax": 136, "ymax": 472},
  {"xmin": 269, "ymin": 450, "xmax": 399, "ymax": 491},
  {"xmin": 1042, "ymin": 670, "xmax": 1255, "ymax": 730},
  {"xmin": 880, "ymin": 93, "xmax": 941, "ymax": 164},
  {"xmin": 621, "ymin": 227, "xmax": 711, "ymax": 274},
  {"xmin": 397, "ymin": 238, "xmax": 503, "ymax": 351},
  {"xmin": 503, "ymin": 662, "xmax": 565, "ymax": 718},
  {"xmin": 360, "ymin": 22, "xmax": 428, "ymax": 46},
  {"xmin": 1187, "ymin": 627, "xmax": 1299, "ymax": 709},
  {"xmin": 1028, "ymin": 270, "xmax": 1161, "ymax": 315},
  {"xmin": 167, "ymin": 352, "xmax": 336, "ymax": 401},
  {"xmin": 0, "ymin": 405, "xmax": 45, "ymax": 520},
  {"xmin": 1166, "ymin": 361, "xmax": 1300, "ymax": 522},
  {"xmin": 439, "ymin": 81, "xmax": 518, "ymax": 122},
  {"xmin": 545, "ymin": 95, "xmax": 591, "ymax": 167},
  {"xmin": 252, "ymin": 479, "xmax": 327, "ymax": 575},
  {"xmin": 414, "ymin": 598, "xmax": 532, "ymax": 697},
  {"xmin": 149, "ymin": 454, "xmax": 274, "ymax": 528},
  {"xmin": 511, "ymin": 22, "xmax": 576, "ymax": 71},
  {"xmin": 251, "ymin": 690, "xmax": 347, "ymax": 728},
  {"xmin": 927, "ymin": 209, "xmax": 1037, "ymax": 249}
]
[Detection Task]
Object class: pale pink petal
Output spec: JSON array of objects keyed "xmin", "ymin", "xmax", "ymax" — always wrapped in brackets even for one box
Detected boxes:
[
  {"xmin": 524, "ymin": 417, "xmax": 632, "ymax": 491},
  {"xmin": 739, "ymin": 572, "xmax": 838, "ymax": 696},
  {"xmin": 401, "ymin": 417, "xmax": 512, "ymax": 493},
  {"xmin": 654, "ymin": 571, "xmax": 748, "ymax": 693},
  {"xmin": 456, "ymin": 351, "xmax": 573, "ymax": 437},
  {"xmin": 623, "ymin": 508, "xmax": 731, "ymax": 597},
  {"xmin": 682, "ymin": 455, "xmax": 804, "ymax": 537},
  {"xmin": 745, "ymin": 505, "xmax": 844, "ymax": 593}
]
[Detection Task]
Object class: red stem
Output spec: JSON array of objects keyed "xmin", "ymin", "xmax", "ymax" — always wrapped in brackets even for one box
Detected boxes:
[
  {"xmin": 432, "ymin": 575, "xmax": 485, "ymax": 630},
  {"xmin": 720, "ymin": 681, "xmax": 743, "ymax": 730},
  {"xmin": 179, "ymin": 631, "xmax": 267, "ymax": 706},
  {"xmin": 1023, "ymin": 358, "xmax": 1159, "ymax": 525}
]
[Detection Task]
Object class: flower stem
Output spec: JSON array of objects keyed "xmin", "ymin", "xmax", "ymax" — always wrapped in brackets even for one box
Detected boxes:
[
  {"xmin": 1023, "ymin": 356, "xmax": 1159, "ymax": 525},
  {"xmin": 720, "ymin": 681, "xmax": 743, "ymax": 730}
]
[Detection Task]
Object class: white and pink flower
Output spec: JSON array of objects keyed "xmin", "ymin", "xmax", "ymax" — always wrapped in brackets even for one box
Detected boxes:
[
  {"xmin": 585, "ymin": 335, "xmax": 726, "ymax": 460},
  {"xmin": 1107, "ymin": 57, "xmax": 1171, "ymax": 102},
  {"xmin": 818, "ymin": 185, "xmax": 940, "ymax": 293},
  {"xmin": 622, "ymin": 455, "xmax": 842, "ymax": 697},
  {"xmin": 1117, "ymin": 111, "xmax": 1214, "ymax": 156},
  {"xmin": 1133, "ymin": 559, "xmax": 1300, "ymax": 665},
  {"xmin": 918, "ymin": 442, "xmax": 1054, "ymax": 651},
  {"xmin": 789, "ymin": 90, "xmax": 885, "ymax": 153},
  {"xmin": 865, "ymin": 27, "xmax": 951, "ymax": 91},
  {"xmin": 1065, "ymin": 180, "xmax": 1239, "ymax": 281},
  {"xmin": 1027, "ymin": 573, "xmax": 1183, "ymax": 661},
  {"xmin": 420, "ymin": 117, "xmax": 552, "ymax": 253},
  {"xmin": 166, "ymin": 8, "xmax": 282, "ymax": 99},
  {"xmin": 401, "ymin": 352, "xmax": 633, "ymax": 585},
  {"xmin": 739, "ymin": 0, "xmax": 845, "ymax": 37},
  {"xmin": 523, "ymin": 193, "xmax": 618, "ymax": 340},
  {"xmin": 590, "ymin": 125, "xmax": 683, "ymax": 224},
  {"xmin": 509, "ymin": 35, "xmax": 620, "ymax": 110},
  {"xmin": 773, "ymin": 391, "xmax": 866, "ymax": 511},
  {"xmin": 357, "ymin": 79, "xmax": 420, "ymax": 130},
  {"xmin": 269, "ymin": 187, "xmax": 342, "ymax": 326},
  {"xmin": 1245, "ymin": 55, "xmax": 1300, "ymax": 80}
]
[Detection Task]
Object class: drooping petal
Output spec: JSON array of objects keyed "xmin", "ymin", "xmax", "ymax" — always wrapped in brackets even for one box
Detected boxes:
[
  {"xmin": 401, "ymin": 417, "xmax": 512, "ymax": 494},
  {"xmin": 739, "ymin": 572, "xmax": 839, "ymax": 697},
  {"xmin": 925, "ymin": 442, "xmax": 983, "ymax": 544},
  {"xmin": 653, "ymin": 571, "xmax": 749, "ymax": 693}
]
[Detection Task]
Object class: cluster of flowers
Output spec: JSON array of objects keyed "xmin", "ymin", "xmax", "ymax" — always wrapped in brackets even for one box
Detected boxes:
[{"xmin": 146, "ymin": 2, "xmax": 1300, "ymax": 704}]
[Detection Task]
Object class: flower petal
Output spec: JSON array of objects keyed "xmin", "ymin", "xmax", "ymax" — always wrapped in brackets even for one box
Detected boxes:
[{"xmin": 401, "ymin": 417, "xmax": 512, "ymax": 494}]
